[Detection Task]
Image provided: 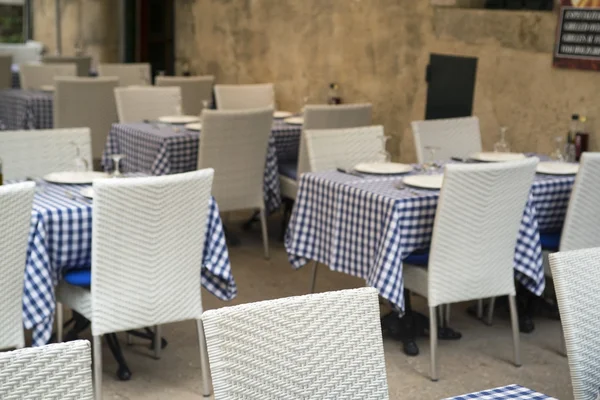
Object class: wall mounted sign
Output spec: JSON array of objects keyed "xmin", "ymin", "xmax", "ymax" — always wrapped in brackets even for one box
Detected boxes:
[{"xmin": 554, "ymin": 0, "xmax": 600, "ymax": 71}]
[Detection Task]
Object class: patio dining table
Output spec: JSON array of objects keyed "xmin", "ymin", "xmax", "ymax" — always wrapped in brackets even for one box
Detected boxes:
[
  {"xmin": 19, "ymin": 178, "xmax": 236, "ymax": 346},
  {"xmin": 443, "ymin": 384, "xmax": 556, "ymax": 399},
  {"xmin": 0, "ymin": 89, "xmax": 53, "ymax": 130},
  {"xmin": 285, "ymin": 163, "xmax": 574, "ymax": 312}
]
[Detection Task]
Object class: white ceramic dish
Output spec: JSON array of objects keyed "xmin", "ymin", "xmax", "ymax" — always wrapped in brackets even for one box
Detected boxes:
[
  {"xmin": 158, "ymin": 115, "xmax": 200, "ymax": 124},
  {"xmin": 184, "ymin": 122, "xmax": 202, "ymax": 131},
  {"xmin": 39, "ymin": 85, "xmax": 55, "ymax": 92},
  {"xmin": 43, "ymin": 171, "xmax": 110, "ymax": 185},
  {"xmin": 283, "ymin": 116, "xmax": 304, "ymax": 125},
  {"xmin": 274, "ymin": 111, "xmax": 293, "ymax": 119},
  {"xmin": 403, "ymin": 174, "xmax": 444, "ymax": 190},
  {"xmin": 469, "ymin": 152, "xmax": 527, "ymax": 162},
  {"xmin": 536, "ymin": 162, "xmax": 579, "ymax": 175},
  {"xmin": 80, "ymin": 187, "xmax": 95, "ymax": 199},
  {"xmin": 354, "ymin": 162, "xmax": 413, "ymax": 175}
]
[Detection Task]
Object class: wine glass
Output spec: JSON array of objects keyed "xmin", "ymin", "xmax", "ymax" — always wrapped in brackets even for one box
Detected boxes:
[
  {"xmin": 494, "ymin": 126, "xmax": 511, "ymax": 153},
  {"xmin": 423, "ymin": 146, "xmax": 440, "ymax": 172},
  {"xmin": 301, "ymin": 95, "xmax": 310, "ymax": 114},
  {"xmin": 70, "ymin": 141, "xmax": 88, "ymax": 172},
  {"xmin": 111, "ymin": 154, "xmax": 125, "ymax": 178},
  {"xmin": 379, "ymin": 135, "xmax": 392, "ymax": 163},
  {"xmin": 202, "ymin": 99, "xmax": 211, "ymax": 114},
  {"xmin": 550, "ymin": 137, "xmax": 565, "ymax": 162}
]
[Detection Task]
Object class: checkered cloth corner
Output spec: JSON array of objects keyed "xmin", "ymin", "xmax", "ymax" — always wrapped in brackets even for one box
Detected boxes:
[
  {"xmin": 0, "ymin": 89, "xmax": 53, "ymax": 130},
  {"xmin": 102, "ymin": 121, "xmax": 301, "ymax": 213},
  {"xmin": 271, "ymin": 119, "xmax": 302, "ymax": 163},
  {"xmin": 286, "ymin": 170, "xmax": 574, "ymax": 312},
  {"xmin": 21, "ymin": 180, "xmax": 236, "ymax": 346},
  {"xmin": 11, "ymin": 71, "xmax": 20, "ymax": 88},
  {"xmin": 443, "ymin": 384, "xmax": 557, "ymax": 399}
]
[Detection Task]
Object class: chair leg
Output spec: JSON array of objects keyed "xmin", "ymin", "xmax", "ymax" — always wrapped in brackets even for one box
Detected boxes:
[
  {"xmin": 56, "ymin": 302, "xmax": 63, "ymax": 343},
  {"xmin": 445, "ymin": 304, "xmax": 451, "ymax": 327},
  {"xmin": 126, "ymin": 333, "xmax": 132, "ymax": 345},
  {"xmin": 153, "ymin": 325, "xmax": 161, "ymax": 360},
  {"xmin": 508, "ymin": 295, "xmax": 522, "ymax": 367},
  {"xmin": 93, "ymin": 335, "xmax": 103, "ymax": 400},
  {"xmin": 196, "ymin": 320, "xmax": 211, "ymax": 398},
  {"xmin": 259, "ymin": 208, "xmax": 269, "ymax": 259},
  {"xmin": 429, "ymin": 306, "xmax": 439, "ymax": 381},
  {"xmin": 559, "ymin": 329, "xmax": 567, "ymax": 356},
  {"xmin": 486, "ymin": 297, "xmax": 496, "ymax": 326},
  {"xmin": 476, "ymin": 299, "xmax": 483, "ymax": 319},
  {"xmin": 309, "ymin": 261, "xmax": 318, "ymax": 293}
]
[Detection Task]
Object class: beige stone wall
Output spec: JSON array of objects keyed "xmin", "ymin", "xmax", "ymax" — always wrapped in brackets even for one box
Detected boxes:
[{"xmin": 175, "ymin": 0, "xmax": 599, "ymax": 161}]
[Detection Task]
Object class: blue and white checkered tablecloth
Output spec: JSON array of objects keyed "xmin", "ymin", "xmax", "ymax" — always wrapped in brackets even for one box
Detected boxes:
[
  {"xmin": 102, "ymin": 120, "xmax": 301, "ymax": 213},
  {"xmin": 285, "ymin": 169, "xmax": 575, "ymax": 311},
  {"xmin": 0, "ymin": 89, "xmax": 53, "ymax": 129},
  {"xmin": 11, "ymin": 71, "xmax": 20, "ymax": 88},
  {"xmin": 443, "ymin": 384, "xmax": 556, "ymax": 399},
  {"xmin": 21, "ymin": 179, "xmax": 236, "ymax": 346}
]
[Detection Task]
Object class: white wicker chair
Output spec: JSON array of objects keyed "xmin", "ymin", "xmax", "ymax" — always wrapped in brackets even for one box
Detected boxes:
[
  {"xmin": 0, "ymin": 42, "xmax": 41, "ymax": 65},
  {"xmin": 214, "ymin": 83, "xmax": 274, "ymax": 110},
  {"xmin": 97, "ymin": 63, "xmax": 151, "ymax": 87},
  {"xmin": 411, "ymin": 116, "xmax": 482, "ymax": 164},
  {"xmin": 0, "ymin": 182, "xmax": 35, "ymax": 351},
  {"xmin": 202, "ymin": 287, "xmax": 389, "ymax": 400},
  {"xmin": 54, "ymin": 77, "xmax": 119, "ymax": 165},
  {"xmin": 155, "ymin": 75, "xmax": 215, "ymax": 116},
  {"xmin": 0, "ymin": 54, "xmax": 11, "ymax": 89},
  {"xmin": 19, "ymin": 63, "xmax": 77, "ymax": 90},
  {"xmin": 0, "ymin": 128, "xmax": 92, "ymax": 180},
  {"xmin": 114, "ymin": 86, "xmax": 182, "ymax": 123},
  {"xmin": 198, "ymin": 108, "xmax": 273, "ymax": 259},
  {"xmin": 43, "ymin": 55, "xmax": 92, "ymax": 77},
  {"xmin": 0, "ymin": 340, "xmax": 93, "ymax": 399},
  {"xmin": 403, "ymin": 158, "xmax": 538, "ymax": 380},
  {"xmin": 56, "ymin": 170, "xmax": 215, "ymax": 400},
  {"xmin": 550, "ymin": 247, "xmax": 600, "ymax": 400}
]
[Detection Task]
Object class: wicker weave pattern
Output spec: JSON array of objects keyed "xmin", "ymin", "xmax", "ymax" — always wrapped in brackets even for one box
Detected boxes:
[
  {"xmin": 19, "ymin": 63, "xmax": 77, "ymax": 90},
  {"xmin": 214, "ymin": 83, "xmax": 274, "ymax": 110},
  {"xmin": 0, "ymin": 340, "xmax": 93, "ymax": 399},
  {"xmin": 0, "ymin": 54, "xmax": 11, "ymax": 89},
  {"xmin": 199, "ymin": 108, "xmax": 272, "ymax": 212},
  {"xmin": 0, "ymin": 182, "xmax": 35, "ymax": 350},
  {"xmin": 0, "ymin": 128, "xmax": 92, "ymax": 180},
  {"xmin": 550, "ymin": 248, "xmax": 600, "ymax": 400},
  {"xmin": 305, "ymin": 125, "xmax": 385, "ymax": 172},
  {"xmin": 559, "ymin": 153, "xmax": 600, "ymax": 251},
  {"xmin": 97, "ymin": 63, "xmax": 150, "ymax": 87},
  {"xmin": 203, "ymin": 287, "xmax": 389, "ymax": 400},
  {"xmin": 114, "ymin": 86, "xmax": 182, "ymax": 123},
  {"xmin": 411, "ymin": 117, "xmax": 482, "ymax": 164},
  {"xmin": 156, "ymin": 75, "xmax": 215, "ymax": 116}
]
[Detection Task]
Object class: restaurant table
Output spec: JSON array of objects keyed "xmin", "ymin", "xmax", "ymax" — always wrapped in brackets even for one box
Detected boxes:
[
  {"xmin": 0, "ymin": 89, "xmax": 53, "ymax": 129},
  {"xmin": 285, "ymin": 166, "xmax": 575, "ymax": 312},
  {"xmin": 19, "ymin": 178, "xmax": 236, "ymax": 346},
  {"xmin": 102, "ymin": 120, "xmax": 302, "ymax": 212},
  {"xmin": 443, "ymin": 384, "xmax": 556, "ymax": 399}
]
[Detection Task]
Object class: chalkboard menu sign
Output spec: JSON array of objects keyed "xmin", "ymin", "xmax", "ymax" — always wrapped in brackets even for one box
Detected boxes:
[{"xmin": 554, "ymin": 1, "xmax": 600, "ymax": 71}]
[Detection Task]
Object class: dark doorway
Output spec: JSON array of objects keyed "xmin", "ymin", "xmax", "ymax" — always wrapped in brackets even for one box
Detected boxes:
[{"xmin": 425, "ymin": 54, "xmax": 478, "ymax": 120}]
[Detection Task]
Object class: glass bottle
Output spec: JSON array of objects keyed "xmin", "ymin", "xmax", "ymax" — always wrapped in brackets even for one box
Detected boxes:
[{"xmin": 565, "ymin": 114, "xmax": 578, "ymax": 162}]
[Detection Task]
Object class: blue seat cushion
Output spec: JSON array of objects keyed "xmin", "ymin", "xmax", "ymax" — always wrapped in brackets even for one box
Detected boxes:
[
  {"xmin": 279, "ymin": 162, "xmax": 298, "ymax": 180},
  {"xmin": 64, "ymin": 269, "xmax": 91, "ymax": 287},
  {"xmin": 540, "ymin": 231, "xmax": 561, "ymax": 251},
  {"xmin": 403, "ymin": 249, "xmax": 430, "ymax": 266}
]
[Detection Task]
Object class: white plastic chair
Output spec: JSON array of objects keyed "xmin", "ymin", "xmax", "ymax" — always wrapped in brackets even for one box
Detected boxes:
[
  {"xmin": 411, "ymin": 117, "xmax": 482, "ymax": 163},
  {"xmin": 0, "ymin": 182, "xmax": 36, "ymax": 351},
  {"xmin": 97, "ymin": 63, "xmax": 151, "ymax": 87},
  {"xmin": 54, "ymin": 77, "xmax": 119, "ymax": 165},
  {"xmin": 155, "ymin": 75, "xmax": 215, "ymax": 116},
  {"xmin": 202, "ymin": 287, "xmax": 389, "ymax": 400},
  {"xmin": 114, "ymin": 86, "xmax": 182, "ymax": 123},
  {"xmin": 0, "ymin": 54, "xmax": 11, "ymax": 89},
  {"xmin": 198, "ymin": 108, "xmax": 273, "ymax": 259},
  {"xmin": 0, "ymin": 42, "xmax": 41, "ymax": 65},
  {"xmin": 0, "ymin": 340, "xmax": 93, "ymax": 399},
  {"xmin": 214, "ymin": 83, "xmax": 274, "ymax": 110},
  {"xmin": 550, "ymin": 247, "xmax": 600, "ymax": 400},
  {"xmin": 56, "ymin": 170, "xmax": 215, "ymax": 400},
  {"xmin": 0, "ymin": 128, "xmax": 92, "ymax": 180},
  {"xmin": 19, "ymin": 63, "xmax": 77, "ymax": 90},
  {"xmin": 403, "ymin": 158, "xmax": 538, "ymax": 380},
  {"xmin": 43, "ymin": 55, "xmax": 92, "ymax": 77}
]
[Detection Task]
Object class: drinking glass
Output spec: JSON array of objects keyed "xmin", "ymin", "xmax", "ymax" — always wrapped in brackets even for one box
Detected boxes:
[
  {"xmin": 424, "ymin": 145, "xmax": 440, "ymax": 172},
  {"xmin": 70, "ymin": 141, "xmax": 88, "ymax": 172},
  {"xmin": 379, "ymin": 135, "xmax": 392, "ymax": 162},
  {"xmin": 301, "ymin": 95, "xmax": 310, "ymax": 114},
  {"xmin": 111, "ymin": 154, "xmax": 125, "ymax": 178},
  {"xmin": 494, "ymin": 126, "xmax": 510, "ymax": 153},
  {"xmin": 550, "ymin": 137, "xmax": 565, "ymax": 162}
]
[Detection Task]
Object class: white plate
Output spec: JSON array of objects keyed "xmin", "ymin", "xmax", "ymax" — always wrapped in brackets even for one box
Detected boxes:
[
  {"xmin": 274, "ymin": 111, "xmax": 293, "ymax": 119},
  {"xmin": 43, "ymin": 171, "xmax": 110, "ymax": 185},
  {"xmin": 354, "ymin": 162, "xmax": 413, "ymax": 175},
  {"xmin": 470, "ymin": 152, "xmax": 527, "ymax": 162},
  {"xmin": 536, "ymin": 162, "xmax": 579, "ymax": 175},
  {"xmin": 158, "ymin": 115, "xmax": 200, "ymax": 124},
  {"xmin": 284, "ymin": 116, "xmax": 304, "ymax": 125},
  {"xmin": 403, "ymin": 175, "xmax": 444, "ymax": 190},
  {"xmin": 40, "ymin": 85, "xmax": 55, "ymax": 92},
  {"xmin": 80, "ymin": 187, "xmax": 94, "ymax": 199},
  {"xmin": 184, "ymin": 122, "xmax": 202, "ymax": 131}
]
